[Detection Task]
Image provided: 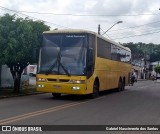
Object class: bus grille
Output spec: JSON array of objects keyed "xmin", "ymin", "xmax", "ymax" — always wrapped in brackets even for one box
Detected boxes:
[
  {"xmin": 47, "ymin": 79, "xmax": 69, "ymax": 82},
  {"xmin": 47, "ymin": 79, "xmax": 57, "ymax": 81}
]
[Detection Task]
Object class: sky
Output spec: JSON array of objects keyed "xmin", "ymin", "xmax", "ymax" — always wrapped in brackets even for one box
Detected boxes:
[{"xmin": 0, "ymin": 0, "xmax": 160, "ymax": 44}]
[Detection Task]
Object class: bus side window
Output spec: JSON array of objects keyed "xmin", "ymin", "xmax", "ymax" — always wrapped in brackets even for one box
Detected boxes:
[{"xmin": 87, "ymin": 48, "xmax": 94, "ymax": 78}]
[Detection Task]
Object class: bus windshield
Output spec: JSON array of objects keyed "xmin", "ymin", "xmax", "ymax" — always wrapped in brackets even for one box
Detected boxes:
[{"xmin": 38, "ymin": 34, "xmax": 88, "ymax": 75}]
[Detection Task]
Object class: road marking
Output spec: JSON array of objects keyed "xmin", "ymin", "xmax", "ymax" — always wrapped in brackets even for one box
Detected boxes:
[
  {"xmin": 0, "ymin": 96, "xmax": 105, "ymax": 125},
  {"xmin": 138, "ymin": 84, "xmax": 155, "ymax": 89},
  {"xmin": 139, "ymin": 86, "xmax": 150, "ymax": 89}
]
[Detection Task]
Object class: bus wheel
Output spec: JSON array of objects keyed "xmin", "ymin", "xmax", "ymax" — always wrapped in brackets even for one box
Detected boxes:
[
  {"xmin": 90, "ymin": 81, "xmax": 99, "ymax": 99},
  {"xmin": 52, "ymin": 93, "xmax": 61, "ymax": 98},
  {"xmin": 117, "ymin": 79, "xmax": 123, "ymax": 92},
  {"xmin": 121, "ymin": 80, "xmax": 125, "ymax": 91}
]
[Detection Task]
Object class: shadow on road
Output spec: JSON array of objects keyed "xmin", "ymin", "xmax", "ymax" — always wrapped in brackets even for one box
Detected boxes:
[{"xmin": 49, "ymin": 88, "xmax": 120, "ymax": 101}]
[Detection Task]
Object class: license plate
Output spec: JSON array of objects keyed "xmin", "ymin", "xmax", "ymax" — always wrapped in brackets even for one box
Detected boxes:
[{"xmin": 53, "ymin": 85, "xmax": 61, "ymax": 89}]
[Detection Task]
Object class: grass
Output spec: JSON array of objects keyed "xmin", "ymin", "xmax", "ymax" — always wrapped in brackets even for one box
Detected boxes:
[{"xmin": 0, "ymin": 86, "xmax": 39, "ymax": 98}]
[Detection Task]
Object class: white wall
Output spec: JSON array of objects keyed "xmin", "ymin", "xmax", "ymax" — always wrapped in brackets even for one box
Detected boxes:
[
  {"xmin": 1, "ymin": 65, "xmax": 13, "ymax": 87},
  {"xmin": 0, "ymin": 64, "xmax": 37, "ymax": 88}
]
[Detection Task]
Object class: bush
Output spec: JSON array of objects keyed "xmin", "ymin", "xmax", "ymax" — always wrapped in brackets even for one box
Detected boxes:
[{"xmin": 154, "ymin": 65, "xmax": 160, "ymax": 74}]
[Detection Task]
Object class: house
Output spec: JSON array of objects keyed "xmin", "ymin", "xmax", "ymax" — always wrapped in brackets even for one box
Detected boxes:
[
  {"xmin": 132, "ymin": 58, "xmax": 150, "ymax": 79},
  {"xmin": 150, "ymin": 61, "xmax": 160, "ymax": 79},
  {"xmin": 0, "ymin": 64, "xmax": 37, "ymax": 88}
]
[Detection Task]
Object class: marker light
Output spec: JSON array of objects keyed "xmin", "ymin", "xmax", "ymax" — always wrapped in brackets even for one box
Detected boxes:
[
  {"xmin": 37, "ymin": 78, "xmax": 47, "ymax": 82},
  {"xmin": 69, "ymin": 80, "xmax": 85, "ymax": 84}
]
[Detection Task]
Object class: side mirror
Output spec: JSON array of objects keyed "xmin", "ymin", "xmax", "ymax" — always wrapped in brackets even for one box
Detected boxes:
[
  {"xmin": 29, "ymin": 73, "xmax": 36, "ymax": 77},
  {"xmin": 88, "ymin": 48, "xmax": 93, "ymax": 63},
  {"xmin": 87, "ymin": 48, "xmax": 94, "ymax": 78}
]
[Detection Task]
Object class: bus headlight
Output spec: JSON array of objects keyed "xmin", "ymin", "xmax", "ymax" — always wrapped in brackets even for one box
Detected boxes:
[
  {"xmin": 72, "ymin": 86, "xmax": 80, "ymax": 90},
  {"xmin": 69, "ymin": 80, "xmax": 85, "ymax": 84},
  {"xmin": 37, "ymin": 78, "xmax": 47, "ymax": 82},
  {"xmin": 37, "ymin": 84, "xmax": 45, "ymax": 88}
]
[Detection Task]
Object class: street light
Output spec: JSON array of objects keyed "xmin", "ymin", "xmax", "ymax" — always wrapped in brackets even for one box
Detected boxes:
[{"xmin": 102, "ymin": 21, "xmax": 123, "ymax": 35}]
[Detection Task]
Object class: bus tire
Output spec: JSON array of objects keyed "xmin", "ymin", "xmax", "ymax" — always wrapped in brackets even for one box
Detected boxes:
[
  {"xmin": 121, "ymin": 78, "xmax": 125, "ymax": 91},
  {"xmin": 117, "ymin": 78, "xmax": 123, "ymax": 92},
  {"xmin": 90, "ymin": 80, "xmax": 99, "ymax": 99},
  {"xmin": 52, "ymin": 93, "xmax": 61, "ymax": 98}
]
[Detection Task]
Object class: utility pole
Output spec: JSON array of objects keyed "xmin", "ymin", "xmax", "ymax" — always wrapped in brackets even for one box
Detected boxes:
[
  {"xmin": 98, "ymin": 24, "xmax": 101, "ymax": 35},
  {"xmin": 144, "ymin": 50, "xmax": 147, "ymax": 79},
  {"xmin": 0, "ymin": 64, "xmax": 2, "ymax": 87}
]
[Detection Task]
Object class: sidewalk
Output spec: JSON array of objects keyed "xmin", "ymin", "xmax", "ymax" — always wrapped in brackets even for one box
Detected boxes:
[
  {"xmin": 137, "ymin": 79, "xmax": 148, "ymax": 81},
  {"xmin": 137, "ymin": 79, "xmax": 160, "ymax": 83},
  {"xmin": 0, "ymin": 87, "xmax": 42, "ymax": 99}
]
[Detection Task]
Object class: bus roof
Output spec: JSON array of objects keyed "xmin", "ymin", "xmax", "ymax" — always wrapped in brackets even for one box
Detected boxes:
[
  {"xmin": 43, "ymin": 29, "xmax": 131, "ymax": 52},
  {"xmin": 43, "ymin": 29, "xmax": 95, "ymax": 35}
]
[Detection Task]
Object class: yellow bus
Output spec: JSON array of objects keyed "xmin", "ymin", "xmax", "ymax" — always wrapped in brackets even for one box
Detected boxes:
[{"xmin": 36, "ymin": 29, "xmax": 132, "ymax": 98}]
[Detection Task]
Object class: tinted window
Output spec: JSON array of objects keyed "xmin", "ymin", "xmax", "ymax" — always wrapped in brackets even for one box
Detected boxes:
[
  {"xmin": 111, "ymin": 44, "xmax": 131, "ymax": 63},
  {"xmin": 86, "ymin": 35, "xmax": 95, "ymax": 78},
  {"xmin": 38, "ymin": 34, "xmax": 88, "ymax": 75},
  {"xmin": 97, "ymin": 38, "xmax": 111, "ymax": 59}
]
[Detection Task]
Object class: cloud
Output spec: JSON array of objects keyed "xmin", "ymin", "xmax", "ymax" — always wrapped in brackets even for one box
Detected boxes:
[{"xmin": 0, "ymin": 0, "xmax": 160, "ymax": 44}]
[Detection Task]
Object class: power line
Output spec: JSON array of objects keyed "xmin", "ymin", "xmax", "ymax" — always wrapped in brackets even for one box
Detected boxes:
[
  {"xmin": 100, "ymin": 27, "xmax": 111, "ymax": 39},
  {"xmin": 107, "ymin": 20, "xmax": 160, "ymax": 33},
  {"xmin": 1, "ymin": 5, "xmax": 160, "ymax": 41},
  {"xmin": 0, "ymin": 6, "xmax": 70, "ymax": 29},
  {"xmin": 1, "ymin": 6, "xmax": 160, "ymax": 31},
  {"xmin": 111, "ymin": 27, "xmax": 160, "ymax": 38},
  {"xmin": 0, "ymin": 6, "xmax": 159, "ymax": 17},
  {"xmin": 113, "ymin": 30, "xmax": 160, "ymax": 40},
  {"xmin": 12, "ymin": 11, "xmax": 160, "ymax": 17},
  {"xmin": 105, "ymin": 21, "xmax": 160, "ymax": 38},
  {"xmin": 108, "ymin": 26, "xmax": 160, "ymax": 38}
]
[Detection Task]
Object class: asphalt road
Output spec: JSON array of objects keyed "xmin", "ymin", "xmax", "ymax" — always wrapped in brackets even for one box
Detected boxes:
[{"xmin": 0, "ymin": 80, "xmax": 160, "ymax": 134}]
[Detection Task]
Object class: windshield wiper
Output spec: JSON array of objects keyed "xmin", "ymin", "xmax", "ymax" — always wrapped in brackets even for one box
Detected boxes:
[
  {"xmin": 45, "ymin": 60, "xmax": 58, "ymax": 75},
  {"xmin": 58, "ymin": 51, "xmax": 70, "ymax": 76},
  {"xmin": 45, "ymin": 51, "xmax": 70, "ymax": 76},
  {"xmin": 59, "ymin": 62, "xmax": 70, "ymax": 76}
]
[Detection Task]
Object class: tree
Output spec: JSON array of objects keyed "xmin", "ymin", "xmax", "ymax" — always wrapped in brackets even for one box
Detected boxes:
[
  {"xmin": 150, "ymin": 51, "xmax": 160, "ymax": 62},
  {"xmin": 155, "ymin": 65, "xmax": 160, "ymax": 74},
  {"xmin": 123, "ymin": 42, "xmax": 160, "ymax": 62},
  {"xmin": 123, "ymin": 42, "xmax": 144, "ymax": 60},
  {"xmin": 0, "ymin": 14, "xmax": 50, "ymax": 92}
]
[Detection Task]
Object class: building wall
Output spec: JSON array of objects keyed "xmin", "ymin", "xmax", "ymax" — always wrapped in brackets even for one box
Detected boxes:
[
  {"xmin": 23, "ymin": 65, "xmax": 37, "ymax": 85},
  {"xmin": 132, "ymin": 65, "xmax": 142, "ymax": 79},
  {"xmin": 0, "ymin": 64, "xmax": 37, "ymax": 88},
  {"xmin": 0, "ymin": 65, "xmax": 13, "ymax": 88},
  {"xmin": 151, "ymin": 61, "xmax": 160, "ymax": 79}
]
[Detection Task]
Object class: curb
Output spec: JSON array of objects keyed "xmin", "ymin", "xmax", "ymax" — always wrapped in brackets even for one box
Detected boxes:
[
  {"xmin": 137, "ymin": 79, "xmax": 148, "ymax": 81},
  {"xmin": 0, "ymin": 92, "xmax": 44, "ymax": 99}
]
